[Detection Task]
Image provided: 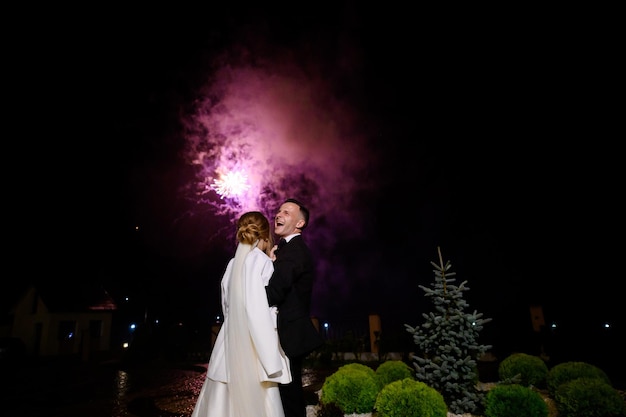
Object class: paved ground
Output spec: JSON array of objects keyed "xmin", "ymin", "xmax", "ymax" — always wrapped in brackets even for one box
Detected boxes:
[
  {"xmin": 1, "ymin": 359, "xmax": 196, "ymax": 416},
  {"xmin": 0, "ymin": 357, "xmax": 330, "ymax": 417}
]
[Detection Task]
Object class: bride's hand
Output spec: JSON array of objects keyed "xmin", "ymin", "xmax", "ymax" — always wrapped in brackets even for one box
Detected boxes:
[{"xmin": 270, "ymin": 245, "xmax": 278, "ymax": 261}]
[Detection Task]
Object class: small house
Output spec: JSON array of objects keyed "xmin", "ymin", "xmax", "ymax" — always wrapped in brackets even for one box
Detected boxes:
[{"xmin": 10, "ymin": 283, "xmax": 117, "ymax": 360}]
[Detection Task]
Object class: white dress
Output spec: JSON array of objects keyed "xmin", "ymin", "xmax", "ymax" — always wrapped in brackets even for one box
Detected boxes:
[{"xmin": 191, "ymin": 243, "xmax": 291, "ymax": 417}]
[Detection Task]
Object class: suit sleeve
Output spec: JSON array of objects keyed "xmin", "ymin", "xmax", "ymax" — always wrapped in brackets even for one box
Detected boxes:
[{"xmin": 265, "ymin": 256, "xmax": 296, "ymax": 307}]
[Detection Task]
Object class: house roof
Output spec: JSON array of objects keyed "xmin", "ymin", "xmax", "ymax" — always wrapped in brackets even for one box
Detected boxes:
[{"xmin": 33, "ymin": 283, "xmax": 118, "ymax": 313}]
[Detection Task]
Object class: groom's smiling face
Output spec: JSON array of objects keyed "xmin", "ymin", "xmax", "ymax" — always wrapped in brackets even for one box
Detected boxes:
[{"xmin": 274, "ymin": 202, "xmax": 304, "ymax": 237}]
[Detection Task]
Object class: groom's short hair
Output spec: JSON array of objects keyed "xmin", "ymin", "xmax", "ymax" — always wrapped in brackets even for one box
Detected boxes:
[{"xmin": 284, "ymin": 198, "xmax": 309, "ymax": 230}]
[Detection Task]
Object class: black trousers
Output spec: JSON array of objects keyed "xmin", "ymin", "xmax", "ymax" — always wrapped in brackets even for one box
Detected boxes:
[{"xmin": 279, "ymin": 354, "xmax": 306, "ymax": 417}]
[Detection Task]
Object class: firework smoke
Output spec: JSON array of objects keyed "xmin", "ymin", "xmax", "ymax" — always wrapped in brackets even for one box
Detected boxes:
[{"xmin": 179, "ymin": 45, "xmax": 382, "ymax": 316}]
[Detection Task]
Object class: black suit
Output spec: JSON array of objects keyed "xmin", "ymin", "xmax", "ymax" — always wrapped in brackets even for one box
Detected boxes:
[{"xmin": 266, "ymin": 235, "xmax": 323, "ymax": 417}]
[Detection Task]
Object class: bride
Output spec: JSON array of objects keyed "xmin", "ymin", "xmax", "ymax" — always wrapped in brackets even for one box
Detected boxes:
[{"xmin": 191, "ymin": 211, "xmax": 291, "ymax": 417}]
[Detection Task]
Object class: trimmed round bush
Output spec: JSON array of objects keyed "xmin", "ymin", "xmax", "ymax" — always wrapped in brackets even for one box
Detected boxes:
[
  {"xmin": 554, "ymin": 377, "xmax": 626, "ymax": 417},
  {"xmin": 320, "ymin": 363, "xmax": 379, "ymax": 414},
  {"xmin": 374, "ymin": 378, "xmax": 447, "ymax": 417},
  {"xmin": 546, "ymin": 361, "xmax": 612, "ymax": 397},
  {"xmin": 336, "ymin": 362, "xmax": 377, "ymax": 378},
  {"xmin": 498, "ymin": 352, "xmax": 548, "ymax": 388},
  {"xmin": 483, "ymin": 384, "xmax": 548, "ymax": 417},
  {"xmin": 375, "ymin": 360, "xmax": 414, "ymax": 388}
]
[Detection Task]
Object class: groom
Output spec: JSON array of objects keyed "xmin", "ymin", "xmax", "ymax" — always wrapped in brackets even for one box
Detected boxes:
[{"xmin": 266, "ymin": 198, "xmax": 324, "ymax": 417}]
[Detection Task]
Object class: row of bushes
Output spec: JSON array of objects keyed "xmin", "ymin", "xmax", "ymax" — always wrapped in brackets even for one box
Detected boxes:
[
  {"xmin": 496, "ymin": 352, "xmax": 625, "ymax": 417},
  {"xmin": 319, "ymin": 361, "xmax": 444, "ymax": 416},
  {"xmin": 317, "ymin": 355, "xmax": 626, "ymax": 417}
]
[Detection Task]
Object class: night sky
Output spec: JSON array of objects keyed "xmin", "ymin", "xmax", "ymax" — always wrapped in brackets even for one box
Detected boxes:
[{"xmin": 7, "ymin": 4, "xmax": 623, "ymax": 354}]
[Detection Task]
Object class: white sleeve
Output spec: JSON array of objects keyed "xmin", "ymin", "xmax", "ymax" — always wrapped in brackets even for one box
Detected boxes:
[
  {"xmin": 244, "ymin": 250, "xmax": 283, "ymax": 377},
  {"xmin": 220, "ymin": 259, "xmax": 234, "ymax": 319}
]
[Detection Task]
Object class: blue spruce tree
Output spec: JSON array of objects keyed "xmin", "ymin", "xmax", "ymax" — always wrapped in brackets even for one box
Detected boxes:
[{"xmin": 405, "ymin": 247, "xmax": 492, "ymax": 415}]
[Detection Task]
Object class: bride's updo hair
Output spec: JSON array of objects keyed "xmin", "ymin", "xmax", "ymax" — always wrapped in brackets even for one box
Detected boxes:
[{"xmin": 236, "ymin": 211, "xmax": 273, "ymax": 255}]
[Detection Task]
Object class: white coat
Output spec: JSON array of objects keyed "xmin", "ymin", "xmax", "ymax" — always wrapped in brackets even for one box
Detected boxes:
[{"xmin": 207, "ymin": 246, "xmax": 291, "ymax": 384}]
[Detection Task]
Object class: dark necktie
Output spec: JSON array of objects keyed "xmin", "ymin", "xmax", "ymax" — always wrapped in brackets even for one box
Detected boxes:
[{"xmin": 277, "ymin": 238, "xmax": 287, "ymax": 249}]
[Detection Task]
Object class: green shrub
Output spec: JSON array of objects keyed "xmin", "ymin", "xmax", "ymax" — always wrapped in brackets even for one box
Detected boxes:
[
  {"xmin": 319, "ymin": 362, "xmax": 379, "ymax": 414},
  {"xmin": 554, "ymin": 377, "xmax": 626, "ymax": 417},
  {"xmin": 546, "ymin": 361, "xmax": 611, "ymax": 397},
  {"xmin": 338, "ymin": 362, "xmax": 377, "ymax": 378},
  {"xmin": 483, "ymin": 384, "xmax": 548, "ymax": 417},
  {"xmin": 498, "ymin": 352, "xmax": 548, "ymax": 388},
  {"xmin": 375, "ymin": 360, "xmax": 414, "ymax": 388},
  {"xmin": 374, "ymin": 378, "xmax": 448, "ymax": 417}
]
